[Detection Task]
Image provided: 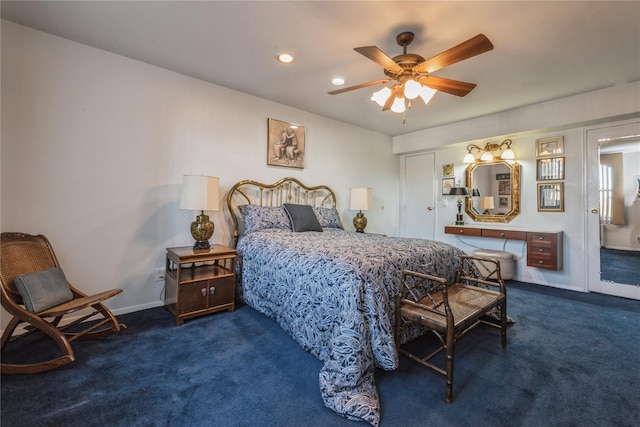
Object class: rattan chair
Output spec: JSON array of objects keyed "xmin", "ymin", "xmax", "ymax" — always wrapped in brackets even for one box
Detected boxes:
[
  {"xmin": 1, "ymin": 232, "xmax": 125, "ymax": 374},
  {"xmin": 394, "ymin": 254, "xmax": 507, "ymax": 402}
]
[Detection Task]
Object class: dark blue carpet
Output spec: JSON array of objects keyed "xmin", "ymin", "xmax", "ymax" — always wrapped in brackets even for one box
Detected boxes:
[
  {"xmin": 600, "ymin": 248, "xmax": 640, "ymax": 286},
  {"xmin": 2, "ymin": 281, "xmax": 639, "ymax": 427}
]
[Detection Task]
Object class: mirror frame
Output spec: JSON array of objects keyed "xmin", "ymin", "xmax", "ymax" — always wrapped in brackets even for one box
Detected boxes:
[{"xmin": 464, "ymin": 160, "xmax": 521, "ymax": 223}]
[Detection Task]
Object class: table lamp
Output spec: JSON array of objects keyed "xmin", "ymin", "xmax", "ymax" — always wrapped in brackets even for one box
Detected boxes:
[
  {"xmin": 449, "ymin": 186, "xmax": 470, "ymax": 225},
  {"xmin": 180, "ymin": 175, "xmax": 219, "ymax": 250},
  {"xmin": 481, "ymin": 196, "xmax": 495, "ymax": 214},
  {"xmin": 350, "ymin": 187, "xmax": 372, "ymax": 233}
]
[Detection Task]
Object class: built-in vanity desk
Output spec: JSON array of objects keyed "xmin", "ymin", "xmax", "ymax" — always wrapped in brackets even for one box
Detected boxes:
[{"xmin": 444, "ymin": 225, "xmax": 563, "ymax": 270}]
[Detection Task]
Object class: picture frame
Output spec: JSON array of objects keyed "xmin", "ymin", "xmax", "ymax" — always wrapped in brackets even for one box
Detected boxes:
[
  {"xmin": 267, "ymin": 118, "xmax": 305, "ymax": 169},
  {"xmin": 536, "ymin": 156, "xmax": 565, "ymax": 180},
  {"xmin": 636, "ymin": 175, "xmax": 640, "ymax": 199},
  {"xmin": 498, "ymin": 180, "xmax": 511, "ymax": 196},
  {"xmin": 442, "ymin": 163, "xmax": 454, "ymax": 177},
  {"xmin": 442, "ymin": 178, "xmax": 455, "ymax": 195},
  {"xmin": 537, "ymin": 182, "xmax": 564, "ymax": 212},
  {"xmin": 499, "ymin": 197, "xmax": 509, "ymax": 208},
  {"xmin": 535, "ymin": 136, "xmax": 564, "ymax": 157}
]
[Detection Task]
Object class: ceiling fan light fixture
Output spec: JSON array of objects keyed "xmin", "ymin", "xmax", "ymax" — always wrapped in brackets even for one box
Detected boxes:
[
  {"xmin": 419, "ymin": 86, "xmax": 437, "ymax": 104},
  {"xmin": 403, "ymin": 79, "xmax": 422, "ymax": 99},
  {"xmin": 331, "ymin": 77, "xmax": 345, "ymax": 86},
  {"xmin": 390, "ymin": 96, "xmax": 406, "ymax": 113},
  {"xmin": 371, "ymin": 87, "xmax": 392, "ymax": 107}
]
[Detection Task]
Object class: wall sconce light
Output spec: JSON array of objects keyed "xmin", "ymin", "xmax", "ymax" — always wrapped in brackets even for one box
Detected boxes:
[
  {"xmin": 463, "ymin": 139, "xmax": 515, "ymax": 163},
  {"xmin": 350, "ymin": 187, "xmax": 372, "ymax": 233},
  {"xmin": 180, "ymin": 175, "xmax": 220, "ymax": 250}
]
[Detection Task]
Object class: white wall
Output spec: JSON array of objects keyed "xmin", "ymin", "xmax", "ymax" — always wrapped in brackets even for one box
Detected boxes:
[{"xmin": 0, "ymin": 21, "xmax": 398, "ymax": 326}]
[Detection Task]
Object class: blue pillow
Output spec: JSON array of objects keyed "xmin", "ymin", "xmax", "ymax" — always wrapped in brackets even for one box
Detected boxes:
[
  {"xmin": 14, "ymin": 267, "xmax": 74, "ymax": 313},
  {"xmin": 283, "ymin": 204, "xmax": 323, "ymax": 232}
]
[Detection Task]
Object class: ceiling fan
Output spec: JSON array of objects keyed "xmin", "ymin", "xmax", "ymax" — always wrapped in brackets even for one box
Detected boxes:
[{"xmin": 328, "ymin": 32, "xmax": 494, "ymax": 114}]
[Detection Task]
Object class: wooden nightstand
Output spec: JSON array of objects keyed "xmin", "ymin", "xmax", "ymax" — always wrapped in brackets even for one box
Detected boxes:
[{"xmin": 164, "ymin": 245, "xmax": 236, "ymax": 326}]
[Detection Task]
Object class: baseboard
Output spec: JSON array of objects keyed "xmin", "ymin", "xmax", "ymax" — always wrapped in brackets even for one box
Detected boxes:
[
  {"xmin": 602, "ymin": 246, "xmax": 640, "ymax": 252},
  {"xmin": 1, "ymin": 300, "xmax": 165, "ymax": 337}
]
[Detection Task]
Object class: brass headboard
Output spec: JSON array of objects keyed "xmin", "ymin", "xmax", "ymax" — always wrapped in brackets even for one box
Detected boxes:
[{"xmin": 226, "ymin": 177, "xmax": 337, "ymax": 247}]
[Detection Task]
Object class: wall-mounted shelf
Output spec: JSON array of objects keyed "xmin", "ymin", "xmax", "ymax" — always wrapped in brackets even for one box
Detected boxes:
[{"xmin": 444, "ymin": 225, "xmax": 563, "ymax": 270}]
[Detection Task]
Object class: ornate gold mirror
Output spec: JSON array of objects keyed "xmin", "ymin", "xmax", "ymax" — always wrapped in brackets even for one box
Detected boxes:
[{"xmin": 465, "ymin": 160, "xmax": 520, "ymax": 223}]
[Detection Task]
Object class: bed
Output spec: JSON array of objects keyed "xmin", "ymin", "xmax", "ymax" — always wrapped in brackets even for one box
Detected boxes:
[{"xmin": 226, "ymin": 177, "xmax": 465, "ymax": 426}]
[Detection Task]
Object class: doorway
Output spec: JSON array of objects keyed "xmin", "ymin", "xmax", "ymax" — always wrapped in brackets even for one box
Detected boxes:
[{"xmin": 585, "ymin": 120, "xmax": 640, "ymax": 299}]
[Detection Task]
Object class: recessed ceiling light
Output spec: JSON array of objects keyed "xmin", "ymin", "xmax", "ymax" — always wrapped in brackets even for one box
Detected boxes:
[
  {"xmin": 331, "ymin": 77, "xmax": 345, "ymax": 86},
  {"xmin": 277, "ymin": 53, "xmax": 295, "ymax": 64}
]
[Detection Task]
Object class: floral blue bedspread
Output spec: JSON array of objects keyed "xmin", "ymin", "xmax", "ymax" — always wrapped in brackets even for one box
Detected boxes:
[{"xmin": 236, "ymin": 228, "xmax": 464, "ymax": 426}]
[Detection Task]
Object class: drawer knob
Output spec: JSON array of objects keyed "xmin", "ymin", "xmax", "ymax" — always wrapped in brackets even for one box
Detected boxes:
[
  {"xmin": 539, "ymin": 260, "xmax": 544, "ymax": 264},
  {"xmin": 201, "ymin": 288, "xmax": 207, "ymax": 296},
  {"xmin": 210, "ymin": 286, "xmax": 216, "ymax": 295},
  {"xmin": 538, "ymin": 236, "xmax": 544, "ymax": 240},
  {"xmin": 539, "ymin": 248, "xmax": 543, "ymax": 252}
]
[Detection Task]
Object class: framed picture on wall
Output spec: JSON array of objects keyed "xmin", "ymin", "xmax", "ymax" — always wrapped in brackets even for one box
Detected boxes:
[
  {"xmin": 498, "ymin": 180, "xmax": 511, "ymax": 195},
  {"xmin": 537, "ymin": 182, "xmax": 564, "ymax": 211},
  {"xmin": 442, "ymin": 178, "xmax": 455, "ymax": 195},
  {"xmin": 442, "ymin": 163, "xmax": 454, "ymax": 177},
  {"xmin": 535, "ymin": 136, "xmax": 564, "ymax": 157},
  {"xmin": 267, "ymin": 118, "xmax": 305, "ymax": 169},
  {"xmin": 536, "ymin": 157, "xmax": 565, "ymax": 180}
]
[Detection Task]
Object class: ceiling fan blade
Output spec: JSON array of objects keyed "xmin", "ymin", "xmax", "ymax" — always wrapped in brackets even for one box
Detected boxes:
[
  {"xmin": 354, "ymin": 46, "xmax": 404, "ymax": 75},
  {"xmin": 382, "ymin": 85, "xmax": 404, "ymax": 111},
  {"xmin": 418, "ymin": 75, "xmax": 477, "ymax": 97},
  {"xmin": 327, "ymin": 78, "xmax": 391, "ymax": 95},
  {"xmin": 414, "ymin": 34, "xmax": 494, "ymax": 74}
]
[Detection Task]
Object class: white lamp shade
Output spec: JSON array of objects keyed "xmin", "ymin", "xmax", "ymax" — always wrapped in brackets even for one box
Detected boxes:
[
  {"xmin": 480, "ymin": 151, "xmax": 494, "ymax": 162},
  {"xmin": 371, "ymin": 87, "xmax": 392, "ymax": 107},
  {"xmin": 418, "ymin": 86, "xmax": 437, "ymax": 104},
  {"xmin": 463, "ymin": 152, "xmax": 476, "ymax": 163},
  {"xmin": 179, "ymin": 175, "xmax": 219, "ymax": 211},
  {"xmin": 390, "ymin": 96, "xmax": 406, "ymax": 113},
  {"xmin": 403, "ymin": 79, "xmax": 422, "ymax": 99},
  {"xmin": 481, "ymin": 196, "xmax": 495, "ymax": 210},
  {"xmin": 350, "ymin": 187, "xmax": 372, "ymax": 211},
  {"xmin": 501, "ymin": 148, "xmax": 515, "ymax": 160}
]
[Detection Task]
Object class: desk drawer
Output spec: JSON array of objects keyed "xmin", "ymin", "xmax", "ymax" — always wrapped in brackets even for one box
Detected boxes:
[
  {"xmin": 444, "ymin": 226, "xmax": 482, "ymax": 236},
  {"xmin": 481, "ymin": 229, "xmax": 527, "ymax": 240}
]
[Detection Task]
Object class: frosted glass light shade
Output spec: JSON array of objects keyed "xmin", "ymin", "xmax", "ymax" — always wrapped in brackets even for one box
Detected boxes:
[
  {"xmin": 179, "ymin": 175, "xmax": 220, "ymax": 211},
  {"xmin": 480, "ymin": 151, "xmax": 494, "ymax": 162},
  {"xmin": 371, "ymin": 87, "xmax": 392, "ymax": 107},
  {"xmin": 419, "ymin": 86, "xmax": 437, "ymax": 104},
  {"xmin": 350, "ymin": 187, "xmax": 372, "ymax": 211},
  {"xmin": 464, "ymin": 152, "xmax": 476, "ymax": 163},
  {"xmin": 501, "ymin": 148, "xmax": 515, "ymax": 160},
  {"xmin": 390, "ymin": 96, "xmax": 406, "ymax": 113},
  {"xmin": 403, "ymin": 79, "xmax": 422, "ymax": 99}
]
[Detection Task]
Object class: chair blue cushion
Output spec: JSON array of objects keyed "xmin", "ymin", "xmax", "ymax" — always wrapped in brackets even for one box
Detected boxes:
[
  {"xmin": 14, "ymin": 267, "xmax": 74, "ymax": 313},
  {"xmin": 283, "ymin": 204, "xmax": 323, "ymax": 232}
]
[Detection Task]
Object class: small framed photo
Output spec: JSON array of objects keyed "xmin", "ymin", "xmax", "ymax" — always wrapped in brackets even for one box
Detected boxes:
[
  {"xmin": 442, "ymin": 163, "xmax": 454, "ymax": 177},
  {"xmin": 442, "ymin": 178, "xmax": 455, "ymax": 195},
  {"xmin": 498, "ymin": 180, "xmax": 511, "ymax": 196},
  {"xmin": 499, "ymin": 197, "xmax": 509, "ymax": 208},
  {"xmin": 537, "ymin": 182, "xmax": 564, "ymax": 212},
  {"xmin": 267, "ymin": 118, "xmax": 305, "ymax": 169},
  {"xmin": 536, "ymin": 136, "xmax": 564, "ymax": 157},
  {"xmin": 537, "ymin": 157, "xmax": 565, "ymax": 181}
]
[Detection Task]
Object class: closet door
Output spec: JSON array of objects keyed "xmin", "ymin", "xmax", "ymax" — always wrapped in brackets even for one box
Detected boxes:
[{"xmin": 402, "ymin": 152, "xmax": 436, "ymax": 240}]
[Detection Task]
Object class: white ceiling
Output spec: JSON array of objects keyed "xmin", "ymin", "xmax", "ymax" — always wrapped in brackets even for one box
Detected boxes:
[{"xmin": 2, "ymin": 1, "xmax": 639, "ymax": 137}]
